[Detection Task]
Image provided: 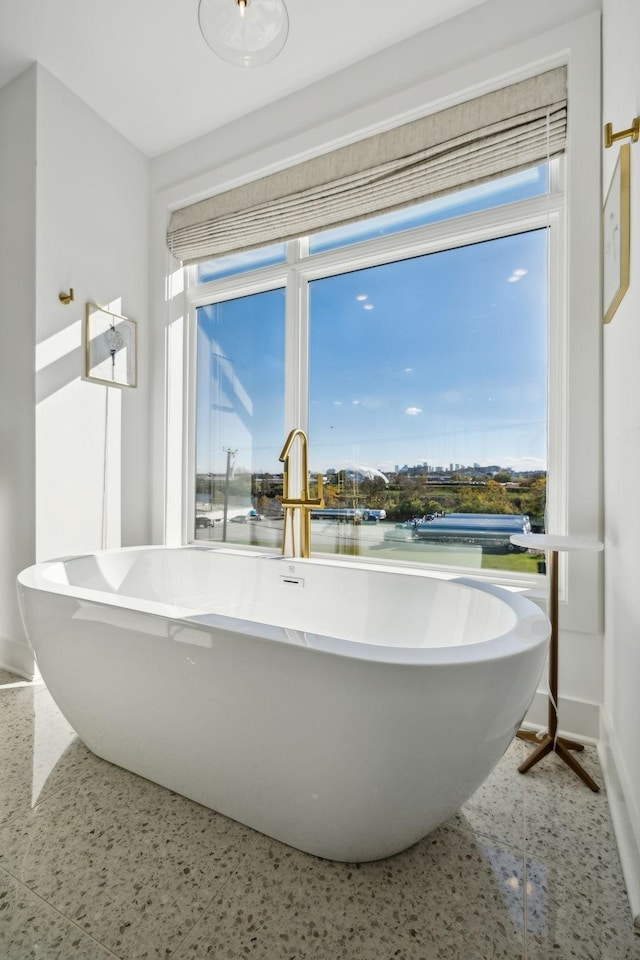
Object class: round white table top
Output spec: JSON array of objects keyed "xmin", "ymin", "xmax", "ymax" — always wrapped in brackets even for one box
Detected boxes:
[{"xmin": 510, "ymin": 533, "xmax": 604, "ymax": 552}]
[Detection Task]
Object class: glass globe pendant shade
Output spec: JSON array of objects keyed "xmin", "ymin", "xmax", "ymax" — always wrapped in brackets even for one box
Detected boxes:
[{"xmin": 198, "ymin": 0, "xmax": 289, "ymax": 68}]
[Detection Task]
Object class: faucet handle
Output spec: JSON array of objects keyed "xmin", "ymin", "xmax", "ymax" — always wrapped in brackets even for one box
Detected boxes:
[{"xmin": 310, "ymin": 474, "xmax": 324, "ymax": 509}]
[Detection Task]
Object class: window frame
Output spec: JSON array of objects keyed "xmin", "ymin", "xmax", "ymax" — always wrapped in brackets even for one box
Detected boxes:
[{"xmin": 184, "ymin": 164, "xmax": 565, "ymax": 589}]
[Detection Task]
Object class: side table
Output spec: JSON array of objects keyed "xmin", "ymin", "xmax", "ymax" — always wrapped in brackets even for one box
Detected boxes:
[{"xmin": 510, "ymin": 533, "xmax": 604, "ymax": 792}]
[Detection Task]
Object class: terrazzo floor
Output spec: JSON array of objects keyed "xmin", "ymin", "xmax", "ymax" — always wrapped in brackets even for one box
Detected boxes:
[{"xmin": 0, "ymin": 668, "xmax": 638, "ymax": 960}]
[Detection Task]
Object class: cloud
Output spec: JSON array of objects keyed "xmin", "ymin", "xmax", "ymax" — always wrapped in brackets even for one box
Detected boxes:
[
  {"xmin": 405, "ymin": 406, "xmax": 422, "ymax": 416},
  {"xmin": 508, "ymin": 268, "xmax": 528, "ymax": 283},
  {"xmin": 333, "ymin": 400, "xmax": 342, "ymax": 406},
  {"xmin": 404, "ymin": 367, "xmax": 413, "ymax": 373}
]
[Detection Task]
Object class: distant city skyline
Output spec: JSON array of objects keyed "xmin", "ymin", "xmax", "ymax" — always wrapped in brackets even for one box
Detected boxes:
[{"xmin": 196, "ymin": 459, "xmax": 546, "ymax": 482}]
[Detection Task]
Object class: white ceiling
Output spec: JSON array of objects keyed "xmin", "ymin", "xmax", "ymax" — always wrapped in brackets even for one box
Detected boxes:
[{"xmin": 0, "ymin": 0, "xmax": 492, "ymax": 158}]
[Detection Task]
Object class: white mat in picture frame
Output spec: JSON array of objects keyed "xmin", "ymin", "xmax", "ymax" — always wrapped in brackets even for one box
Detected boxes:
[{"xmin": 85, "ymin": 303, "xmax": 137, "ymax": 387}]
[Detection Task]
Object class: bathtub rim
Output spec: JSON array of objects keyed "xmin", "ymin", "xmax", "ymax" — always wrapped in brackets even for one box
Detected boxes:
[{"xmin": 17, "ymin": 544, "xmax": 550, "ymax": 668}]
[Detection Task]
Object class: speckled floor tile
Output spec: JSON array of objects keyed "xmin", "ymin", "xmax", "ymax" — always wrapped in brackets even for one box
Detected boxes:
[
  {"xmin": 525, "ymin": 855, "xmax": 640, "ymax": 959},
  {"xmin": 0, "ymin": 866, "xmax": 118, "ymax": 959},
  {"xmin": 458, "ymin": 738, "xmax": 525, "ymax": 850},
  {"xmin": 0, "ymin": 686, "xmax": 79, "ymax": 826},
  {"xmin": 0, "ymin": 682, "xmax": 635, "ymax": 960},
  {"xmin": 522, "ymin": 743, "xmax": 621, "ymax": 886},
  {"xmin": 0, "ymin": 765, "xmax": 258, "ymax": 959},
  {"xmin": 174, "ymin": 823, "xmax": 526, "ymax": 960}
]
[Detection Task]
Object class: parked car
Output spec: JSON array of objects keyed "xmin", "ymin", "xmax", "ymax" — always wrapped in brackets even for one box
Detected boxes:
[
  {"xmin": 361, "ymin": 508, "xmax": 387, "ymax": 521},
  {"xmin": 195, "ymin": 515, "xmax": 214, "ymax": 528},
  {"xmin": 230, "ymin": 509, "xmax": 263, "ymax": 523}
]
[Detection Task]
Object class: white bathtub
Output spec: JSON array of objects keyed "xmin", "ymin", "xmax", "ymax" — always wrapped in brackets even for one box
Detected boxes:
[{"xmin": 17, "ymin": 546, "xmax": 549, "ymax": 862}]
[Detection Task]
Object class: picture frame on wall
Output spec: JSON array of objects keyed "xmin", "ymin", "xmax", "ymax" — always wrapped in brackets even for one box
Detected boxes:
[
  {"xmin": 603, "ymin": 142, "xmax": 631, "ymax": 324},
  {"xmin": 85, "ymin": 303, "xmax": 137, "ymax": 387}
]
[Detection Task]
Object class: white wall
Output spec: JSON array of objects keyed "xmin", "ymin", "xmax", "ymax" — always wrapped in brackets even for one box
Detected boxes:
[
  {"xmin": 0, "ymin": 68, "xmax": 37, "ymax": 677},
  {"xmin": 150, "ymin": 0, "xmax": 604, "ymax": 737},
  {"xmin": 601, "ymin": 0, "xmax": 640, "ymax": 927},
  {"xmin": 0, "ymin": 64, "xmax": 151, "ymax": 676},
  {"xmin": 152, "ymin": 0, "xmax": 600, "ymax": 197},
  {"xmin": 34, "ymin": 66, "xmax": 151, "ymax": 561}
]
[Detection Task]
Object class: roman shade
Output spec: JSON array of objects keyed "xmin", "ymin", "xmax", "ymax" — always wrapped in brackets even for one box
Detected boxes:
[{"xmin": 167, "ymin": 67, "xmax": 566, "ymax": 265}]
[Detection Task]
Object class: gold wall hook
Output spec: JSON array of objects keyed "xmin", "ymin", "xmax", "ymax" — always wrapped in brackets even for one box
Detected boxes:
[
  {"xmin": 604, "ymin": 117, "xmax": 639, "ymax": 148},
  {"xmin": 58, "ymin": 288, "xmax": 74, "ymax": 305}
]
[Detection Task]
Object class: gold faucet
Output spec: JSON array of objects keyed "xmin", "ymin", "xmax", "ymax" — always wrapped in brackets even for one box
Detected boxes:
[{"xmin": 278, "ymin": 428, "xmax": 324, "ymax": 558}]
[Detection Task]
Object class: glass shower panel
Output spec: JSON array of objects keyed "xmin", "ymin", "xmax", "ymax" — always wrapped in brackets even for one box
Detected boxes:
[{"xmin": 195, "ymin": 288, "xmax": 285, "ymax": 550}]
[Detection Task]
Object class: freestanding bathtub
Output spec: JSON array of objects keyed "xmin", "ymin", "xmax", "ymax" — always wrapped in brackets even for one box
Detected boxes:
[{"xmin": 17, "ymin": 546, "xmax": 549, "ymax": 862}]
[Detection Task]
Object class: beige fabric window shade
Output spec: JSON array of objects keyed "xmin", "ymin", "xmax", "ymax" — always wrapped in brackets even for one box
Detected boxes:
[{"xmin": 167, "ymin": 67, "xmax": 566, "ymax": 265}]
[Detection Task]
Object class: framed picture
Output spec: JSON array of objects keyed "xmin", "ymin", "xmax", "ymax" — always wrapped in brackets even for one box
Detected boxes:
[
  {"xmin": 85, "ymin": 303, "xmax": 137, "ymax": 387},
  {"xmin": 603, "ymin": 143, "xmax": 631, "ymax": 324}
]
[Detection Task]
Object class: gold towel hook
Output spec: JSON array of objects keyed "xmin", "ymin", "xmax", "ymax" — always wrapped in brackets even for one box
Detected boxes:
[
  {"xmin": 604, "ymin": 117, "xmax": 639, "ymax": 148},
  {"xmin": 58, "ymin": 288, "xmax": 74, "ymax": 305}
]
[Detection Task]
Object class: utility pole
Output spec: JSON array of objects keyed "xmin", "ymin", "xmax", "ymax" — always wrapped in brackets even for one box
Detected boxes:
[{"xmin": 222, "ymin": 447, "xmax": 237, "ymax": 541}]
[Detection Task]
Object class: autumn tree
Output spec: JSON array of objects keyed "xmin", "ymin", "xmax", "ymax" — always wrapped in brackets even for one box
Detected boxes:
[
  {"xmin": 455, "ymin": 480, "xmax": 516, "ymax": 514},
  {"xmin": 519, "ymin": 476, "xmax": 546, "ymax": 520}
]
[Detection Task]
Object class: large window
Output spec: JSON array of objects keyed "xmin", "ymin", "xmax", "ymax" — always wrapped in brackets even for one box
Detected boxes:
[{"xmin": 191, "ymin": 166, "xmax": 558, "ymax": 576}]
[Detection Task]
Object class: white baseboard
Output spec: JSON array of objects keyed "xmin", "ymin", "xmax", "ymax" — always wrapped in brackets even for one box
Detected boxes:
[
  {"xmin": 599, "ymin": 710, "xmax": 640, "ymax": 929},
  {"xmin": 522, "ymin": 690, "xmax": 600, "ymax": 743},
  {"xmin": 0, "ymin": 635, "xmax": 35, "ymax": 680}
]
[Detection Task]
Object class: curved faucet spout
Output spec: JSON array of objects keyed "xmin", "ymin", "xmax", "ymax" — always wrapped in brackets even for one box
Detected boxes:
[
  {"xmin": 279, "ymin": 427, "xmax": 306, "ymax": 461},
  {"xmin": 279, "ymin": 428, "xmax": 309, "ymax": 496}
]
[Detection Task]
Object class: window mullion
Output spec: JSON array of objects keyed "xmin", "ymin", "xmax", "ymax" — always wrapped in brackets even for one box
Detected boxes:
[
  {"xmin": 546, "ymin": 207, "xmax": 568, "ymax": 547},
  {"xmin": 282, "ymin": 252, "xmax": 309, "ymax": 553},
  {"xmin": 284, "ymin": 259, "xmax": 308, "ymax": 435}
]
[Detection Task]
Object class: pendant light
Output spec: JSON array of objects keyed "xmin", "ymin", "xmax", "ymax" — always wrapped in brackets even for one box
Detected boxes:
[{"xmin": 198, "ymin": 0, "xmax": 289, "ymax": 68}]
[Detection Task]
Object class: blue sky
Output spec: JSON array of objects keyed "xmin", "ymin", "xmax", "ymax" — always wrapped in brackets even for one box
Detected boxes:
[
  {"xmin": 196, "ymin": 173, "xmax": 548, "ymax": 478},
  {"xmin": 308, "ymin": 229, "xmax": 547, "ymax": 475}
]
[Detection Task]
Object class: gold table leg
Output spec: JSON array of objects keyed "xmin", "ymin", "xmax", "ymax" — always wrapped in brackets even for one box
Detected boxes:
[{"xmin": 516, "ymin": 549, "xmax": 599, "ymax": 793}]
